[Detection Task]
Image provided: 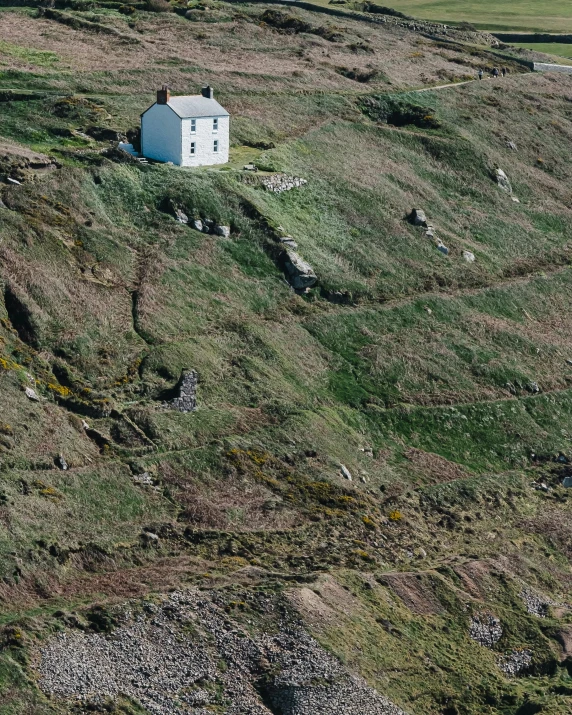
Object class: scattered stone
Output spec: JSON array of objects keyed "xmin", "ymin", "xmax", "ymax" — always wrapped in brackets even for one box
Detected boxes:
[
  {"xmin": 340, "ymin": 464, "xmax": 353, "ymax": 481},
  {"xmin": 410, "ymin": 208, "xmax": 427, "ymax": 227},
  {"xmin": 214, "ymin": 225, "xmax": 230, "ymax": 238},
  {"xmin": 55, "ymin": 454, "xmax": 68, "ymax": 471},
  {"xmin": 495, "ymin": 168, "xmax": 512, "ymax": 194},
  {"xmin": 164, "ymin": 369, "xmax": 198, "ymax": 413},
  {"xmin": 511, "ymin": 196, "xmax": 520, "ymax": 203},
  {"xmin": 38, "ymin": 589, "xmax": 407, "ymax": 715},
  {"xmin": 261, "ymin": 174, "xmax": 307, "ymax": 193},
  {"xmin": 190, "ymin": 218, "xmax": 203, "ymax": 232},
  {"xmin": 469, "ymin": 613, "xmax": 502, "ymax": 648},
  {"xmin": 415, "ymin": 547, "xmax": 427, "ymax": 559},
  {"xmin": 506, "ymin": 140, "xmax": 517, "ymax": 150},
  {"xmin": 436, "ymin": 243, "xmax": 449, "ymax": 255},
  {"xmin": 7, "ymin": 177, "xmax": 21, "ymax": 185},
  {"xmin": 425, "ymin": 227, "xmax": 435, "ymax": 238},
  {"xmin": 25, "ymin": 387, "xmax": 39, "ymax": 402},
  {"xmin": 462, "ymin": 250, "xmax": 475, "ymax": 262},
  {"xmin": 133, "ymin": 472, "xmax": 154, "ymax": 486},
  {"xmin": 283, "ymin": 250, "xmax": 317, "ymax": 290},
  {"xmin": 520, "ymin": 587, "xmax": 553, "ymax": 617},
  {"xmin": 202, "ymin": 219, "xmax": 214, "ymax": 234},
  {"xmin": 498, "ymin": 649, "xmax": 532, "ymax": 676},
  {"xmin": 566, "ymin": 359, "xmax": 572, "ymax": 366},
  {"xmin": 527, "ymin": 381, "xmax": 540, "ymax": 394},
  {"xmin": 563, "ymin": 476, "xmax": 572, "ymax": 488}
]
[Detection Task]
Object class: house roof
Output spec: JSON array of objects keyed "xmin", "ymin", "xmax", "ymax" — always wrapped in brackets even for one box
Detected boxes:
[{"xmin": 166, "ymin": 95, "xmax": 229, "ymax": 118}]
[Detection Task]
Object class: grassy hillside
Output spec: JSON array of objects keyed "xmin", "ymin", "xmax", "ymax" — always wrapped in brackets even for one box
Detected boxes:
[{"xmin": 0, "ymin": 2, "xmax": 572, "ymax": 714}]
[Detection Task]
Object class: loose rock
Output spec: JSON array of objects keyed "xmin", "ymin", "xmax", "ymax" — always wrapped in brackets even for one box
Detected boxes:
[
  {"xmin": 469, "ymin": 613, "xmax": 502, "ymax": 648},
  {"xmin": 495, "ymin": 168, "xmax": 512, "ymax": 194},
  {"xmin": 283, "ymin": 250, "xmax": 317, "ymax": 290},
  {"xmin": 164, "ymin": 369, "xmax": 198, "ymax": 413},
  {"xmin": 340, "ymin": 464, "xmax": 353, "ymax": 481}
]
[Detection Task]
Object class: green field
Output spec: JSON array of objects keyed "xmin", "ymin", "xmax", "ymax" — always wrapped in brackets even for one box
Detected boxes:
[
  {"xmin": 385, "ymin": 0, "xmax": 572, "ymax": 33},
  {"xmin": 511, "ymin": 41, "xmax": 572, "ymax": 59}
]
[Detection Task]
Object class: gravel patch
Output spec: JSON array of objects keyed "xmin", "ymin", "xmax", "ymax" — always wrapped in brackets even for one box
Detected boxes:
[{"xmin": 38, "ymin": 589, "xmax": 406, "ymax": 715}]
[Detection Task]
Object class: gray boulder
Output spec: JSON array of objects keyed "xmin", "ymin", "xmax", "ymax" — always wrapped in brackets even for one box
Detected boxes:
[
  {"xmin": 174, "ymin": 208, "xmax": 188, "ymax": 224},
  {"xmin": 191, "ymin": 218, "xmax": 203, "ymax": 232},
  {"xmin": 462, "ymin": 250, "xmax": 475, "ymax": 262},
  {"xmin": 284, "ymin": 250, "xmax": 317, "ymax": 290},
  {"xmin": 410, "ymin": 208, "xmax": 427, "ymax": 226},
  {"xmin": 495, "ymin": 168, "xmax": 512, "ymax": 194},
  {"xmin": 214, "ymin": 225, "xmax": 230, "ymax": 238}
]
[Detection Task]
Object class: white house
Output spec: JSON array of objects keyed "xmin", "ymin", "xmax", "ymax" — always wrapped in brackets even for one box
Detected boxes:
[{"xmin": 140, "ymin": 85, "xmax": 229, "ymax": 167}]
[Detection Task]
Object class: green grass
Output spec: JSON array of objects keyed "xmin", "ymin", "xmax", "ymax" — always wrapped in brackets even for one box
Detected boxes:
[
  {"xmin": 511, "ymin": 41, "xmax": 572, "ymax": 60},
  {"xmin": 359, "ymin": 0, "xmax": 572, "ymax": 32}
]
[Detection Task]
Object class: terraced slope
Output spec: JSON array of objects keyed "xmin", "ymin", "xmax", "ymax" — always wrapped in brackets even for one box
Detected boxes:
[{"xmin": 0, "ymin": 3, "xmax": 572, "ymax": 714}]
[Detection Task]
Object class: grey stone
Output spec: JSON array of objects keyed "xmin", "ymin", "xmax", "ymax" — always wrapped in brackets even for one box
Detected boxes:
[
  {"xmin": 7, "ymin": 177, "xmax": 21, "ymax": 185},
  {"xmin": 37, "ymin": 589, "xmax": 406, "ymax": 715},
  {"xmin": 469, "ymin": 613, "xmax": 502, "ymax": 648},
  {"xmin": 214, "ymin": 225, "xmax": 230, "ymax": 238},
  {"xmin": 174, "ymin": 208, "xmax": 188, "ymax": 224},
  {"xmin": 190, "ymin": 218, "xmax": 203, "ymax": 232},
  {"xmin": 202, "ymin": 219, "xmax": 214, "ymax": 234},
  {"xmin": 498, "ymin": 649, "xmax": 532, "ymax": 676},
  {"xmin": 25, "ymin": 387, "xmax": 39, "ymax": 401},
  {"xmin": 410, "ymin": 208, "xmax": 427, "ymax": 226},
  {"xmin": 133, "ymin": 472, "xmax": 154, "ymax": 486},
  {"xmin": 563, "ymin": 476, "xmax": 572, "ymax": 488},
  {"xmin": 283, "ymin": 250, "xmax": 317, "ymax": 290},
  {"xmin": 462, "ymin": 250, "xmax": 475, "ymax": 262},
  {"xmin": 279, "ymin": 236, "xmax": 298, "ymax": 248},
  {"xmin": 506, "ymin": 140, "xmax": 517, "ymax": 150},
  {"xmin": 340, "ymin": 464, "xmax": 353, "ymax": 481},
  {"xmin": 495, "ymin": 168, "xmax": 513, "ymax": 194},
  {"xmin": 261, "ymin": 174, "xmax": 308, "ymax": 193},
  {"xmin": 437, "ymin": 244, "xmax": 449, "ymax": 255},
  {"xmin": 164, "ymin": 369, "xmax": 198, "ymax": 413},
  {"xmin": 55, "ymin": 454, "xmax": 68, "ymax": 471}
]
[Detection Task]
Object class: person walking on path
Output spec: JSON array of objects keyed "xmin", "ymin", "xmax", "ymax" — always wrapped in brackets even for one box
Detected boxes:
[
  {"xmin": 492, "ymin": 67, "xmax": 499, "ymax": 78},
  {"xmin": 501, "ymin": 67, "xmax": 506, "ymax": 77},
  {"xmin": 478, "ymin": 68, "xmax": 483, "ymax": 80}
]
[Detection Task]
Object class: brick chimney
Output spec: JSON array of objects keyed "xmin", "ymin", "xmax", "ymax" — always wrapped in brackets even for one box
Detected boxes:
[
  {"xmin": 201, "ymin": 85, "xmax": 213, "ymax": 99},
  {"xmin": 157, "ymin": 85, "xmax": 170, "ymax": 105}
]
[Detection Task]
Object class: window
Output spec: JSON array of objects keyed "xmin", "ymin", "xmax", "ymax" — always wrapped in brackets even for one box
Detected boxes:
[
  {"xmin": 213, "ymin": 140, "xmax": 219, "ymax": 153},
  {"xmin": 190, "ymin": 142, "xmax": 196, "ymax": 155},
  {"xmin": 190, "ymin": 119, "xmax": 196, "ymax": 134},
  {"xmin": 213, "ymin": 118, "xmax": 218, "ymax": 132}
]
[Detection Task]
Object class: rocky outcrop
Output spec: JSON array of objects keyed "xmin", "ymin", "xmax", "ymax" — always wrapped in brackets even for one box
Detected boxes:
[
  {"xmin": 163, "ymin": 369, "xmax": 198, "ymax": 413},
  {"xmin": 495, "ymin": 168, "xmax": 512, "ymax": 194},
  {"xmin": 283, "ymin": 250, "xmax": 317, "ymax": 290}
]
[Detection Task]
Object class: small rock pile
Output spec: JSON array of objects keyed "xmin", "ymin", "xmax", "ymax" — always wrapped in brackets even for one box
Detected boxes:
[
  {"xmin": 520, "ymin": 587, "xmax": 553, "ymax": 617},
  {"xmin": 163, "ymin": 369, "xmax": 198, "ymax": 413},
  {"xmin": 261, "ymin": 174, "xmax": 308, "ymax": 193},
  {"xmin": 469, "ymin": 613, "xmax": 503, "ymax": 648},
  {"xmin": 164, "ymin": 200, "xmax": 230, "ymax": 237},
  {"xmin": 37, "ymin": 589, "xmax": 407, "ymax": 715},
  {"xmin": 498, "ymin": 649, "xmax": 532, "ymax": 676}
]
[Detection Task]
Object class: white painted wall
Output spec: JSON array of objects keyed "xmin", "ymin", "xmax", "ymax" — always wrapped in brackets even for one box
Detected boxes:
[
  {"xmin": 181, "ymin": 115, "xmax": 229, "ymax": 167},
  {"xmin": 141, "ymin": 105, "xmax": 182, "ymax": 164}
]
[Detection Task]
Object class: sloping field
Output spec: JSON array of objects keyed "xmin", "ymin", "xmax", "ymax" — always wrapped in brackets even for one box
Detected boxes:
[{"xmin": 0, "ymin": 3, "xmax": 572, "ymax": 715}]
